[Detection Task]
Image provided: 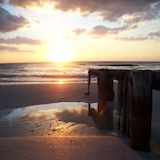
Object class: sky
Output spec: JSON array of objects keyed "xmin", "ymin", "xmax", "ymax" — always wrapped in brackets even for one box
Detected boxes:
[{"xmin": 0, "ymin": 0, "xmax": 160, "ymax": 63}]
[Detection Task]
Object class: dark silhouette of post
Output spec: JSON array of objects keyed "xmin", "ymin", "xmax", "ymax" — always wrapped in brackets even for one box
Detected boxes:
[
  {"xmin": 97, "ymin": 70, "xmax": 114, "ymax": 113},
  {"xmin": 118, "ymin": 71, "xmax": 130, "ymax": 136},
  {"xmin": 129, "ymin": 70, "xmax": 152, "ymax": 151},
  {"xmin": 85, "ymin": 70, "xmax": 91, "ymax": 95},
  {"xmin": 86, "ymin": 69, "xmax": 154, "ymax": 151}
]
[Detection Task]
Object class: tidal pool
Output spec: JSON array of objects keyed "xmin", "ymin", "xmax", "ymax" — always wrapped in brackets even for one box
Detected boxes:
[{"xmin": 0, "ymin": 102, "xmax": 119, "ymax": 137}]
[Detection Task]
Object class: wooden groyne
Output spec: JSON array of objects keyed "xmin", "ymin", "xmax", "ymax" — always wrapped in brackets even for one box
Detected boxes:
[{"xmin": 86, "ymin": 69, "xmax": 160, "ymax": 152}]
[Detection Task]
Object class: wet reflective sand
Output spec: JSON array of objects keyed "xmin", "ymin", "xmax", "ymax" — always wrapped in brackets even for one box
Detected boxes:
[
  {"xmin": 0, "ymin": 102, "xmax": 160, "ymax": 160},
  {"xmin": 0, "ymin": 102, "xmax": 119, "ymax": 137}
]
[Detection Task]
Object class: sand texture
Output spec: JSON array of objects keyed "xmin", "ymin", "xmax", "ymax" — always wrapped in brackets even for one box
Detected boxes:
[
  {"xmin": 0, "ymin": 136, "xmax": 150, "ymax": 160},
  {"xmin": 0, "ymin": 83, "xmax": 98, "ymax": 110}
]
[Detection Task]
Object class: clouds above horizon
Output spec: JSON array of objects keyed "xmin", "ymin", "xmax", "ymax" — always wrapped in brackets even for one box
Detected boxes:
[
  {"xmin": 72, "ymin": 24, "xmax": 149, "ymax": 37},
  {"xmin": 149, "ymin": 30, "xmax": 160, "ymax": 37},
  {"xmin": 4, "ymin": 0, "xmax": 160, "ymax": 22},
  {"xmin": 72, "ymin": 28, "xmax": 86, "ymax": 36},
  {"xmin": 0, "ymin": 37, "xmax": 43, "ymax": 53},
  {"xmin": 0, "ymin": 45, "xmax": 33, "ymax": 52},
  {"xmin": 1, "ymin": 0, "xmax": 159, "ymax": 41},
  {"xmin": 0, "ymin": 6, "xmax": 29, "ymax": 33},
  {"xmin": 88, "ymin": 24, "xmax": 130, "ymax": 36},
  {"xmin": 0, "ymin": 37, "xmax": 43, "ymax": 45}
]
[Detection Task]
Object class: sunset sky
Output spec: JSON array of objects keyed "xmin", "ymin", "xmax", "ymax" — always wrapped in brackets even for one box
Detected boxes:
[{"xmin": 0, "ymin": 0, "xmax": 160, "ymax": 63}]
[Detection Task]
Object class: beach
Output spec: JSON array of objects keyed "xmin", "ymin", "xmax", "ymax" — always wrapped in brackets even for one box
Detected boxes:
[
  {"xmin": 0, "ymin": 82, "xmax": 160, "ymax": 160},
  {"xmin": 0, "ymin": 136, "xmax": 146, "ymax": 160},
  {"xmin": 0, "ymin": 83, "xmax": 98, "ymax": 110}
]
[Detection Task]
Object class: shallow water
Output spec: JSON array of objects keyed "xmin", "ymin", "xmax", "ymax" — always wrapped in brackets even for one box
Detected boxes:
[{"xmin": 0, "ymin": 102, "xmax": 119, "ymax": 137}]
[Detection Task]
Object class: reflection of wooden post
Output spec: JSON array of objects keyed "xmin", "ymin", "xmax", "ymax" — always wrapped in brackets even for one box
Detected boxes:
[
  {"xmin": 98, "ymin": 70, "xmax": 114, "ymax": 113},
  {"xmin": 129, "ymin": 70, "xmax": 152, "ymax": 151}
]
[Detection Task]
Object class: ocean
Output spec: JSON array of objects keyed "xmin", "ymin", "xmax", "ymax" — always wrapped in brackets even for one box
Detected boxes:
[{"xmin": 0, "ymin": 61, "xmax": 160, "ymax": 84}]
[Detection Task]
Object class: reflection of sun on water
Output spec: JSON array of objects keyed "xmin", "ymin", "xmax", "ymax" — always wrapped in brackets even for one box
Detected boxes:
[
  {"xmin": 47, "ymin": 39, "xmax": 74, "ymax": 62},
  {"xmin": 58, "ymin": 79, "xmax": 65, "ymax": 84}
]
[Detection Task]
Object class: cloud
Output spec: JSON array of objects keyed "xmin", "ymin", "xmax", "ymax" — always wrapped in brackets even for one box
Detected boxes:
[
  {"xmin": 120, "ymin": 2, "xmax": 160, "ymax": 26},
  {"xmin": 88, "ymin": 26, "xmax": 109, "ymax": 35},
  {"xmin": 73, "ymin": 24, "xmax": 130, "ymax": 37},
  {"xmin": 0, "ymin": 0, "xmax": 5, "ymax": 4},
  {"xmin": 72, "ymin": 28, "xmax": 86, "ymax": 35},
  {"xmin": 149, "ymin": 30, "xmax": 160, "ymax": 37},
  {"xmin": 53, "ymin": 0, "xmax": 160, "ymax": 21},
  {"xmin": 0, "ymin": 37, "xmax": 43, "ymax": 45},
  {"xmin": 116, "ymin": 36, "xmax": 150, "ymax": 41},
  {"xmin": 97, "ymin": 0, "xmax": 160, "ymax": 21},
  {"xmin": 72, "ymin": 26, "xmax": 160, "ymax": 40},
  {"xmin": 0, "ymin": 45, "xmax": 18, "ymax": 51},
  {"xmin": 0, "ymin": 37, "xmax": 39, "ymax": 52},
  {"xmin": 0, "ymin": 6, "xmax": 29, "ymax": 33},
  {"xmin": 0, "ymin": 45, "xmax": 32, "ymax": 52},
  {"xmin": 8, "ymin": 0, "xmax": 160, "ymax": 22},
  {"xmin": 5, "ymin": 0, "xmax": 160, "ymax": 38},
  {"xmin": 8, "ymin": 0, "xmax": 47, "ymax": 8}
]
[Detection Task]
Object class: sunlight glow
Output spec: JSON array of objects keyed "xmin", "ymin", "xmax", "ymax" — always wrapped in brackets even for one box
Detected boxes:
[
  {"xmin": 58, "ymin": 79, "xmax": 65, "ymax": 84},
  {"xmin": 47, "ymin": 39, "xmax": 74, "ymax": 62}
]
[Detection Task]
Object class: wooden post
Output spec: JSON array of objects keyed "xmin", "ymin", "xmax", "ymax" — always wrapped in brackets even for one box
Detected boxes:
[
  {"xmin": 118, "ymin": 71, "xmax": 130, "ymax": 136},
  {"xmin": 129, "ymin": 70, "xmax": 152, "ymax": 151},
  {"xmin": 153, "ymin": 71, "xmax": 160, "ymax": 90},
  {"xmin": 118, "ymin": 75, "xmax": 123, "ymax": 133},
  {"xmin": 97, "ymin": 70, "xmax": 114, "ymax": 113},
  {"xmin": 85, "ymin": 70, "xmax": 91, "ymax": 95}
]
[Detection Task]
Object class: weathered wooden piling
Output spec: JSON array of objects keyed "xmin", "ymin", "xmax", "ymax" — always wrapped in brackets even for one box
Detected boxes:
[
  {"xmin": 97, "ymin": 70, "xmax": 114, "ymax": 113},
  {"xmin": 153, "ymin": 71, "xmax": 160, "ymax": 90},
  {"xmin": 86, "ymin": 69, "xmax": 158, "ymax": 152},
  {"xmin": 129, "ymin": 70, "xmax": 152, "ymax": 151},
  {"xmin": 118, "ymin": 71, "xmax": 130, "ymax": 135}
]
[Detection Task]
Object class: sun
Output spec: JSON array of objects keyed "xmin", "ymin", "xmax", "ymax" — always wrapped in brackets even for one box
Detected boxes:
[{"xmin": 47, "ymin": 39, "xmax": 74, "ymax": 62}]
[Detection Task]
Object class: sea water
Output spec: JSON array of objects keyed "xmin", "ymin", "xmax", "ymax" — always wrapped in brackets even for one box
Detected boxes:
[{"xmin": 0, "ymin": 61, "xmax": 160, "ymax": 84}]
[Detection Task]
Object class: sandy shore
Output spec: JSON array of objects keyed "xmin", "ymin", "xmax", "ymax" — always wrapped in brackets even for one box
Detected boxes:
[
  {"xmin": 0, "ymin": 83, "xmax": 160, "ymax": 160},
  {"xmin": 0, "ymin": 83, "xmax": 98, "ymax": 110},
  {"xmin": 0, "ymin": 136, "xmax": 147, "ymax": 160}
]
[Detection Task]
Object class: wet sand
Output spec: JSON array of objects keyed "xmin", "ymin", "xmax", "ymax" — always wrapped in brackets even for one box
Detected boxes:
[
  {"xmin": 0, "ymin": 136, "xmax": 146, "ymax": 160},
  {"xmin": 0, "ymin": 83, "xmax": 98, "ymax": 110},
  {"xmin": 0, "ymin": 83, "xmax": 160, "ymax": 160}
]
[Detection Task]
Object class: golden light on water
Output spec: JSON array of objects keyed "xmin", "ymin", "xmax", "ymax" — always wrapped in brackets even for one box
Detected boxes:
[
  {"xmin": 58, "ymin": 79, "xmax": 65, "ymax": 84},
  {"xmin": 47, "ymin": 39, "xmax": 74, "ymax": 62}
]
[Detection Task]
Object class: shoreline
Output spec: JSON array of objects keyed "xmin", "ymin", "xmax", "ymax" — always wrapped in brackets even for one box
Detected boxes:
[{"xmin": 0, "ymin": 81, "xmax": 97, "ymax": 86}]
